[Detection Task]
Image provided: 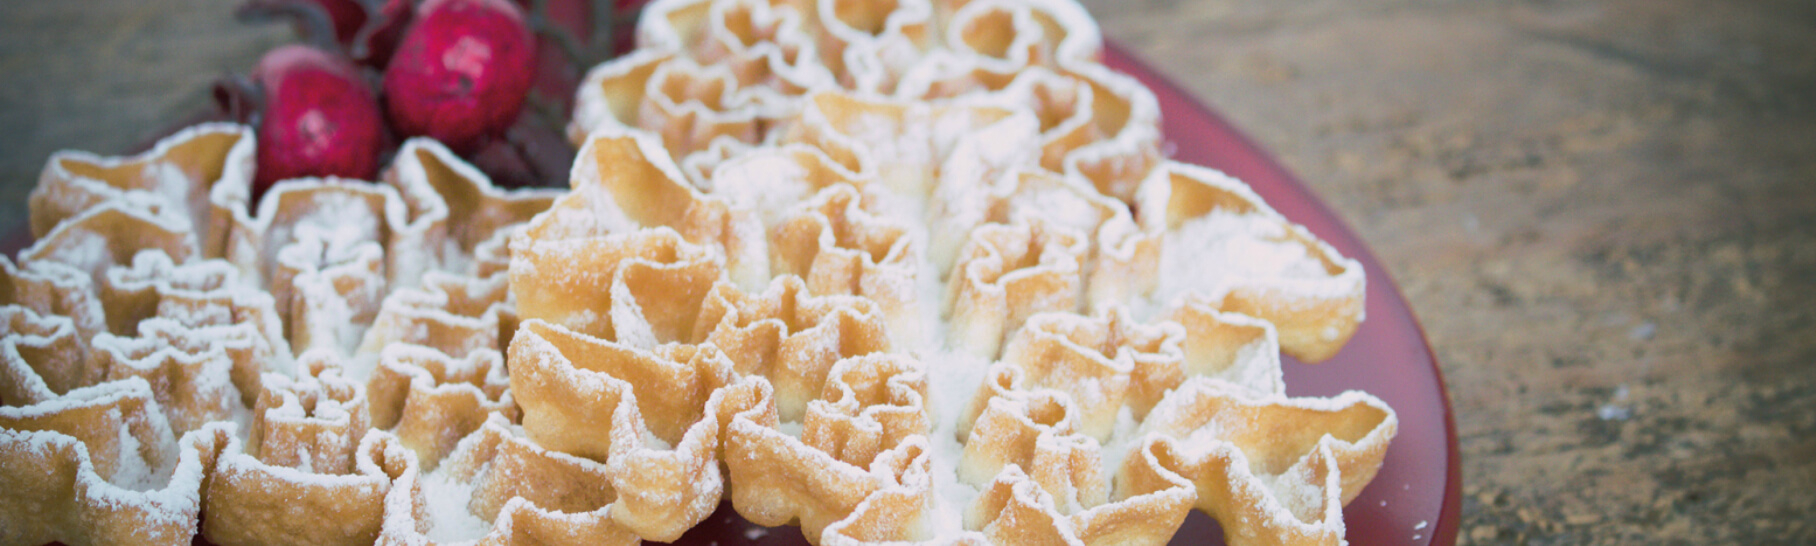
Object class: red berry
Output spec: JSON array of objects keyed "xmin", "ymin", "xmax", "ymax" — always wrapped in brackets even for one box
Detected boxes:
[
  {"xmin": 382, "ymin": 0, "xmax": 536, "ymax": 154},
  {"xmin": 251, "ymin": 45, "xmax": 386, "ymax": 196}
]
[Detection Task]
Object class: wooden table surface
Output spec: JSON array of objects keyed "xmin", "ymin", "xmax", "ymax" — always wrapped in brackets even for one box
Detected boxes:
[{"xmin": 2, "ymin": 0, "xmax": 1812, "ymax": 543}]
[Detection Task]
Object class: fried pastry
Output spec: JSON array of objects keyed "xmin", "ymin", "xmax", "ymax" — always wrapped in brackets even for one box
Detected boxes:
[
  {"xmin": 203, "ymin": 356, "xmax": 409, "ymax": 546},
  {"xmin": 1138, "ymin": 163, "xmax": 1366, "ymax": 363},
  {"xmin": 3, "ymin": 0, "xmax": 1399, "ymax": 544},
  {"xmin": 1118, "ymin": 378, "xmax": 1396, "ymax": 545},
  {"xmin": 1, "ymin": 306, "xmax": 97, "ymax": 404},
  {"xmin": 5, "ymin": 125, "xmax": 556, "ymax": 546},
  {"xmin": 770, "ymin": 184, "xmax": 922, "ymax": 344},
  {"xmin": 506, "ymin": 318, "xmax": 753, "ymax": 540},
  {"xmin": 0, "ymin": 378, "xmax": 221, "ymax": 546},
  {"xmin": 28, "ymin": 123, "xmax": 254, "ymax": 256},
  {"xmin": 945, "ymin": 217, "xmax": 1087, "ymax": 358},
  {"xmin": 695, "ymin": 275, "xmax": 892, "ymax": 420}
]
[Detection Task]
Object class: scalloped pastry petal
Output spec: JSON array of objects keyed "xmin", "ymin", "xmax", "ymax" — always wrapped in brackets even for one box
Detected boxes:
[
  {"xmin": 570, "ymin": 49, "xmax": 679, "ymax": 145},
  {"xmin": 695, "ymin": 275, "xmax": 892, "ymax": 421},
  {"xmin": 899, "ymin": 0, "xmax": 1073, "ymax": 98},
  {"xmin": 511, "ymin": 226, "xmax": 724, "ymax": 345},
  {"xmin": 580, "ymin": 0, "xmax": 832, "ymax": 148},
  {"xmin": 1127, "ymin": 298, "xmax": 1285, "ymax": 420},
  {"xmin": 202, "ymin": 355, "xmax": 415, "ymax": 546},
  {"xmin": 366, "ymin": 343, "xmax": 517, "ymax": 470},
  {"xmin": 0, "ymin": 378, "xmax": 223, "ymax": 546},
  {"xmin": 100, "ymin": 251, "xmax": 290, "ymax": 402},
  {"xmin": 1, "ymin": 255, "xmax": 106, "ymax": 343},
  {"xmin": 359, "ymin": 270, "xmax": 513, "ymax": 361},
  {"xmin": 957, "ymin": 389, "xmax": 1100, "ymax": 504},
  {"xmin": 245, "ymin": 351, "xmax": 369, "ymax": 471},
  {"xmin": 537, "ymin": 128, "xmax": 768, "ymax": 287},
  {"xmin": 782, "ymin": 90, "xmax": 1039, "ymax": 204},
  {"xmin": 930, "ymin": 0, "xmax": 1104, "ymax": 68},
  {"xmin": 1054, "ymin": 63, "xmax": 1162, "ymax": 203},
  {"xmin": 505, "ymin": 318, "xmax": 751, "ymax": 540},
  {"xmin": 23, "ymin": 202, "xmax": 199, "ymax": 285},
  {"xmin": 691, "ymin": 0, "xmax": 834, "ymax": 93},
  {"xmin": 967, "ymin": 462, "xmax": 1193, "ymax": 546},
  {"xmin": 90, "ymin": 317, "xmax": 261, "ymax": 434},
  {"xmin": 375, "ymin": 414, "xmax": 640, "ymax": 545},
  {"xmin": 769, "ymin": 185, "xmax": 922, "ymax": 345},
  {"xmin": 908, "ymin": 61, "xmax": 1162, "ymax": 205},
  {"xmin": 203, "ymin": 428, "xmax": 413, "ymax": 546},
  {"xmin": 812, "ymin": 0, "xmax": 934, "ymax": 93},
  {"xmin": 961, "ymin": 307, "xmax": 1177, "ymax": 440},
  {"xmin": 571, "ymin": 54, "xmax": 781, "ymax": 161},
  {"xmin": 222, "ymin": 179, "xmax": 396, "ymax": 355},
  {"xmin": 709, "ymin": 143, "xmax": 879, "ymax": 223},
  {"xmin": 929, "ymin": 167, "xmax": 1156, "ymax": 307},
  {"xmin": 1121, "ymin": 378, "xmax": 1396, "ymax": 545},
  {"xmin": 0, "ymin": 377, "xmax": 180, "ymax": 484},
  {"xmin": 802, "ymin": 353, "xmax": 931, "ymax": 468},
  {"xmin": 381, "ymin": 138, "xmax": 562, "ymax": 282},
  {"xmin": 29, "ymin": 123, "xmax": 254, "ymax": 258},
  {"xmin": 945, "ymin": 217, "xmax": 1087, "ymax": 358},
  {"xmin": 724, "ymin": 377, "xmax": 940, "ymax": 544},
  {"xmin": 2, "ymin": 305, "xmax": 100, "ymax": 404},
  {"xmin": 644, "ymin": 58, "xmax": 773, "ymax": 159},
  {"xmin": 1139, "ymin": 162, "xmax": 1367, "ymax": 363}
]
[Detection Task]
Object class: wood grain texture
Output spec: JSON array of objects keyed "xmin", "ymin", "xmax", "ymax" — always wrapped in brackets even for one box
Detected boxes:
[
  {"xmin": 0, "ymin": 0, "xmax": 283, "ymax": 225},
  {"xmin": 1, "ymin": 0, "xmax": 1813, "ymax": 543}
]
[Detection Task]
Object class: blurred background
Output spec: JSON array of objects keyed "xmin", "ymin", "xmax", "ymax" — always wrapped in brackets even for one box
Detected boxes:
[{"xmin": 2, "ymin": 0, "xmax": 1813, "ymax": 542}]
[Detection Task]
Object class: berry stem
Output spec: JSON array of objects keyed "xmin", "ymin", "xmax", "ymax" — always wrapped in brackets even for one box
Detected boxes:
[
  {"xmin": 212, "ymin": 73, "xmax": 265, "ymax": 125},
  {"xmin": 525, "ymin": 0, "xmax": 589, "ymax": 67}
]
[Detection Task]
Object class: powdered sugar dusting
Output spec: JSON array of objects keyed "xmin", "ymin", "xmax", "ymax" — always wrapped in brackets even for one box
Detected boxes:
[
  {"xmin": 421, "ymin": 470, "xmax": 493, "ymax": 542},
  {"xmin": 109, "ymin": 414, "xmax": 174, "ymax": 492},
  {"xmin": 1160, "ymin": 210, "xmax": 1328, "ymax": 303},
  {"xmin": 914, "ymin": 251, "xmax": 1001, "ymax": 535},
  {"xmin": 1258, "ymin": 464, "xmax": 1325, "ymax": 524}
]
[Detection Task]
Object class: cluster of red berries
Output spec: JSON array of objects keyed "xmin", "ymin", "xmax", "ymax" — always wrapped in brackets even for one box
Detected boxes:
[{"xmin": 223, "ymin": 0, "xmax": 641, "ymax": 199}]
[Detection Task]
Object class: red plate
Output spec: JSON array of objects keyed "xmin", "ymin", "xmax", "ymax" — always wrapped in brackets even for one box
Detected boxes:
[
  {"xmin": 1105, "ymin": 44, "xmax": 1463, "ymax": 545},
  {"xmin": 0, "ymin": 42, "xmax": 1459, "ymax": 546}
]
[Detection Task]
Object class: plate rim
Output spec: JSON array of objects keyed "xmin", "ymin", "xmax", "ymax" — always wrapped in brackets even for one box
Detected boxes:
[{"xmin": 1101, "ymin": 40, "xmax": 1462, "ymax": 546}]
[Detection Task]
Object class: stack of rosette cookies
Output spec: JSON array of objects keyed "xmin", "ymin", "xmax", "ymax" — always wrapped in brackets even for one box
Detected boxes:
[{"xmin": 0, "ymin": 1, "xmax": 1399, "ymax": 545}]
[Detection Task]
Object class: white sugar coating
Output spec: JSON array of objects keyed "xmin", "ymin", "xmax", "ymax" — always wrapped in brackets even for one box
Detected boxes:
[
  {"xmin": 642, "ymin": 425, "xmax": 674, "ymax": 449},
  {"xmin": 1180, "ymin": 414, "xmax": 1232, "ymax": 456},
  {"xmin": 909, "ymin": 245, "xmax": 993, "ymax": 536},
  {"xmin": 1159, "ymin": 210, "xmax": 1328, "ymax": 301},
  {"xmin": 1257, "ymin": 464, "xmax": 1325, "ymax": 524},
  {"xmin": 710, "ymin": 152, "xmax": 817, "ymax": 225},
  {"xmin": 340, "ymin": 352, "xmax": 381, "ymax": 383},
  {"xmin": 109, "ymin": 413, "xmax": 175, "ymax": 492},
  {"xmin": 290, "ymin": 190, "xmax": 386, "ymax": 257},
  {"xmin": 146, "ymin": 161, "xmax": 200, "ymax": 222},
  {"xmin": 36, "ymin": 223, "xmax": 114, "ymax": 276},
  {"xmin": 1008, "ymin": 185, "xmax": 1104, "ymax": 237},
  {"xmin": 847, "ymin": 109, "xmax": 929, "ymax": 180},
  {"xmin": 1096, "ymin": 407, "xmax": 1142, "ymax": 482},
  {"xmin": 422, "ymin": 470, "xmax": 493, "ymax": 542}
]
